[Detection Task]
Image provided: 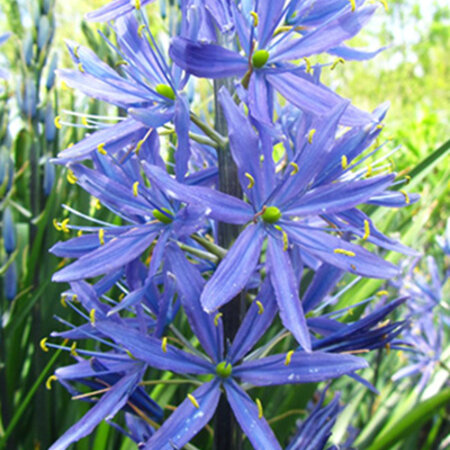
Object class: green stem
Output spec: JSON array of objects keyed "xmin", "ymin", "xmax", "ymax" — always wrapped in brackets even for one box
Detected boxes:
[
  {"xmin": 191, "ymin": 235, "xmax": 227, "ymax": 259},
  {"xmin": 190, "ymin": 112, "xmax": 228, "ymax": 147}
]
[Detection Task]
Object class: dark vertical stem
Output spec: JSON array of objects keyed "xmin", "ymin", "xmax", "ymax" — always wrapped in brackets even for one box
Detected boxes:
[{"xmin": 213, "ymin": 75, "xmax": 244, "ymax": 450}]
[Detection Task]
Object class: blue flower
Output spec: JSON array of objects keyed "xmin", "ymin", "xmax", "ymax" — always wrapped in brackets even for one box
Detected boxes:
[
  {"xmin": 0, "ymin": 33, "xmax": 10, "ymax": 79},
  {"xmin": 85, "ymin": 0, "xmax": 156, "ymax": 22}
]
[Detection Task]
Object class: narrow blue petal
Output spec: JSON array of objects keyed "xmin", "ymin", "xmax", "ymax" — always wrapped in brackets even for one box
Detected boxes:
[
  {"xmin": 368, "ymin": 191, "xmax": 420, "ymax": 207},
  {"xmin": 225, "ymin": 380, "xmax": 282, "ymax": 450},
  {"xmin": 107, "ymin": 287, "xmax": 146, "ymax": 316},
  {"xmin": 128, "ymin": 104, "xmax": 174, "ymax": 128},
  {"xmin": 267, "ymin": 237, "xmax": 312, "ymax": 351},
  {"xmin": 201, "ymin": 225, "xmax": 265, "ymax": 313},
  {"xmin": 329, "ymin": 45, "xmax": 386, "ymax": 60},
  {"xmin": 169, "ymin": 37, "xmax": 248, "ymax": 79},
  {"xmin": 256, "ymin": 1, "xmax": 285, "ymax": 49},
  {"xmin": 96, "ymin": 320, "xmax": 213, "ymax": 375},
  {"xmin": 174, "ymin": 95, "xmax": 191, "ymax": 180},
  {"xmin": 49, "ymin": 371, "xmax": 141, "ymax": 450},
  {"xmin": 235, "ymin": 351, "xmax": 368, "ymax": 386},
  {"xmin": 142, "ymin": 380, "xmax": 221, "ymax": 450},
  {"xmin": 86, "ymin": 0, "xmax": 156, "ymax": 22}
]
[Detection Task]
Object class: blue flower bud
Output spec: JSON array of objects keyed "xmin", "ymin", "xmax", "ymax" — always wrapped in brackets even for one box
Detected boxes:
[
  {"xmin": 38, "ymin": 15, "xmax": 51, "ymax": 50},
  {"xmin": 0, "ymin": 149, "xmax": 14, "ymax": 194},
  {"xmin": 4, "ymin": 260, "xmax": 17, "ymax": 301},
  {"xmin": 20, "ymin": 77, "xmax": 37, "ymax": 119},
  {"xmin": 23, "ymin": 32, "xmax": 34, "ymax": 67},
  {"xmin": 2, "ymin": 207, "xmax": 16, "ymax": 254},
  {"xmin": 43, "ymin": 157, "xmax": 55, "ymax": 196},
  {"xmin": 46, "ymin": 52, "xmax": 58, "ymax": 90},
  {"xmin": 45, "ymin": 102, "xmax": 56, "ymax": 142}
]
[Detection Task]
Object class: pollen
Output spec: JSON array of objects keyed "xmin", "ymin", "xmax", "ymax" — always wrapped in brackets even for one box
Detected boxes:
[
  {"xmin": 362, "ymin": 220, "xmax": 370, "ymax": 240},
  {"xmin": 284, "ymin": 350, "xmax": 294, "ymax": 366},
  {"xmin": 161, "ymin": 337, "xmax": 168, "ymax": 353},
  {"xmin": 61, "ymin": 218, "xmax": 70, "ymax": 233},
  {"xmin": 70, "ymin": 342, "xmax": 78, "ymax": 357},
  {"xmin": 250, "ymin": 11, "xmax": 259, "ymax": 27},
  {"xmin": 334, "ymin": 248, "xmax": 356, "ymax": 257},
  {"xmin": 97, "ymin": 143, "xmax": 107, "ymax": 155},
  {"xmin": 379, "ymin": 0, "xmax": 389, "ymax": 12},
  {"xmin": 78, "ymin": 63, "xmax": 84, "ymax": 73},
  {"xmin": 77, "ymin": 230, "xmax": 83, "ymax": 237},
  {"xmin": 366, "ymin": 165, "xmax": 373, "ymax": 177},
  {"xmin": 133, "ymin": 181, "xmax": 139, "ymax": 197},
  {"xmin": 90, "ymin": 308, "xmax": 96, "ymax": 326},
  {"xmin": 81, "ymin": 116, "xmax": 88, "ymax": 127},
  {"xmin": 53, "ymin": 219, "xmax": 62, "ymax": 231},
  {"xmin": 400, "ymin": 190, "xmax": 410, "ymax": 204},
  {"xmin": 214, "ymin": 312, "xmax": 223, "ymax": 327},
  {"xmin": 330, "ymin": 57, "xmax": 345, "ymax": 70},
  {"xmin": 66, "ymin": 170, "xmax": 78, "ymax": 184},
  {"xmin": 46, "ymin": 375, "xmax": 57, "ymax": 390},
  {"xmin": 341, "ymin": 155, "xmax": 348, "ymax": 170},
  {"xmin": 303, "ymin": 57, "xmax": 312, "ymax": 74},
  {"xmin": 307, "ymin": 129, "xmax": 316, "ymax": 144},
  {"xmin": 348, "ymin": 0, "xmax": 356, "ymax": 12},
  {"xmin": 187, "ymin": 394, "xmax": 199, "ymax": 409},
  {"xmin": 98, "ymin": 229, "xmax": 105, "ymax": 245},
  {"xmin": 376, "ymin": 290, "xmax": 389, "ymax": 296},
  {"xmin": 255, "ymin": 300, "xmax": 264, "ymax": 315},
  {"xmin": 255, "ymin": 398, "xmax": 263, "ymax": 419},
  {"xmin": 138, "ymin": 24, "xmax": 146, "ymax": 38},
  {"xmin": 54, "ymin": 115, "xmax": 62, "ymax": 129},
  {"xmin": 289, "ymin": 162, "xmax": 299, "ymax": 175},
  {"xmin": 245, "ymin": 172, "xmax": 255, "ymax": 189},
  {"xmin": 60, "ymin": 294, "xmax": 67, "ymax": 308},
  {"xmin": 134, "ymin": 0, "xmax": 141, "ymax": 10},
  {"xmin": 40, "ymin": 337, "xmax": 49, "ymax": 352}
]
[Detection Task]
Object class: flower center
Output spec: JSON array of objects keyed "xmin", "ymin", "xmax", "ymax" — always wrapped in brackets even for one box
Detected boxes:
[
  {"xmin": 252, "ymin": 50, "xmax": 269, "ymax": 69},
  {"xmin": 155, "ymin": 83, "xmax": 176, "ymax": 101},
  {"xmin": 216, "ymin": 361, "xmax": 233, "ymax": 378},
  {"xmin": 262, "ymin": 206, "xmax": 281, "ymax": 224},
  {"xmin": 153, "ymin": 208, "xmax": 174, "ymax": 224}
]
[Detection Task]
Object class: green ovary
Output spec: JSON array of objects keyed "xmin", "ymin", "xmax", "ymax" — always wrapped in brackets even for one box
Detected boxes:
[
  {"xmin": 252, "ymin": 50, "xmax": 270, "ymax": 69},
  {"xmin": 153, "ymin": 208, "xmax": 174, "ymax": 224},
  {"xmin": 216, "ymin": 361, "xmax": 233, "ymax": 378},
  {"xmin": 262, "ymin": 206, "xmax": 281, "ymax": 224},
  {"xmin": 155, "ymin": 83, "xmax": 176, "ymax": 100}
]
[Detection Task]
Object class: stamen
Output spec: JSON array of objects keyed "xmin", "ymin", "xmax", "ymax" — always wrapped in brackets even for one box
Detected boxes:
[
  {"xmin": 274, "ymin": 225, "xmax": 289, "ymax": 251},
  {"xmin": 289, "ymin": 162, "xmax": 299, "ymax": 175},
  {"xmin": 341, "ymin": 155, "xmax": 349, "ymax": 170},
  {"xmin": 376, "ymin": 290, "xmax": 389, "ymax": 296},
  {"xmin": 126, "ymin": 350, "xmax": 136, "ymax": 360},
  {"xmin": 70, "ymin": 342, "xmax": 78, "ymax": 357},
  {"xmin": 379, "ymin": 0, "xmax": 389, "ymax": 12},
  {"xmin": 98, "ymin": 229, "xmax": 105, "ymax": 245},
  {"xmin": 255, "ymin": 300, "xmax": 264, "ymax": 315},
  {"xmin": 60, "ymin": 294, "xmax": 67, "ymax": 308},
  {"xmin": 138, "ymin": 24, "xmax": 146, "ymax": 38},
  {"xmin": 255, "ymin": 398, "xmax": 263, "ymax": 419},
  {"xmin": 135, "ymin": 0, "xmax": 141, "ymax": 9},
  {"xmin": 250, "ymin": 11, "xmax": 259, "ymax": 27},
  {"xmin": 93, "ymin": 198, "xmax": 101, "ymax": 210},
  {"xmin": 214, "ymin": 313, "xmax": 223, "ymax": 327},
  {"xmin": 245, "ymin": 172, "xmax": 255, "ymax": 189},
  {"xmin": 53, "ymin": 219, "xmax": 62, "ymax": 231},
  {"xmin": 404, "ymin": 175, "xmax": 411, "ymax": 184},
  {"xmin": 385, "ymin": 342, "xmax": 391, "ymax": 353},
  {"xmin": 73, "ymin": 45, "xmax": 80, "ymax": 59},
  {"xmin": 61, "ymin": 218, "xmax": 70, "ymax": 233},
  {"xmin": 72, "ymin": 294, "xmax": 78, "ymax": 302},
  {"xmin": 97, "ymin": 143, "xmax": 107, "ymax": 155},
  {"xmin": 78, "ymin": 63, "xmax": 84, "ymax": 73},
  {"xmin": 187, "ymin": 394, "xmax": 199, "ymax": 409},
  {"xmin": 303, "ymin": 57, "xmax": 312, "ymax": 74},
  {"xmin": 400, "ymin": 190, "xmax": 410, "ymax": 204},
  {"xmin": 376, "ymin": 123, "xmax": 384, "ymax": 129},
  {"xmin": 81, "ymin": 116, "xmax": 88, "ymax": 127},
  {"xmin": 366, "ymin": 165, "xmax": 372, "ymax": 177},
  {"xmin": 46, "ymin": 375, "xmax": 57, "ymax": 390},
  {"xmin": 348, "ymin": 0, "xmax": 356, "ymax": 12},
  {"xmin": 66, "ymin": 170, "xmax": 78, "ymax": 184},
  {"xmin": 77, "ymin": 230, "xmax": 83, "ymax": 237},
  {"xmin": 40, "ymin": 337, "xmax": 49, "ymax": 352},
  {"xmin": 90, "ymin": 308, "xmax": 96, "ymax": 326},
  {"xmin": 307, "ymin": 129, "xmax": 316, "ymax": 144},
  {"xmin": 330, "ymin": 57, "xmax": 345, "ymax": 70},
  {"xmin": 161, "ymin": 337, "xmax": 168, "ymax": 353},
  {"xmin": 350, "ymin": 264, "xmax": 357, "ymax": 270},
  {"xmin": 334, "ymin": 249, "xmax": 356, "ymax": 257},
  {"xmin": 133, "ymin": 181, "xmax": 139, "ymax": 197},
  {"xmin": 284, "ymin": 350, "xmax": 294, "ymax": 366},
  {"xmin": 54, "ymin": 116, "xmax": 62, "ymax": 129},
  {"xmin": 362, "ymin": 220, "xmax": 370, "ymax": 240}
]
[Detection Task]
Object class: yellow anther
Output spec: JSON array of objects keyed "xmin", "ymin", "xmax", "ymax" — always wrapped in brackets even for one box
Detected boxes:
[
  {"xmin": 348, "ymin": 0, "xmax": 356, "ymax": 11},
  {"xmin": 161, "ymin": 337, "xmax": 168, "ymax": 353},
  {"xmin": 126, "ymin": 350, "xmax": 137, "ymax": 360},
  {"xmin": 385, "ymin": 342, "xmax": 391, "ymax": 354},
  {"xmin": 68, "ymin": 142, "xmax": 74, "ymax": 148},
  {"xmin": 250, "ymin": 11, "xmax": 259, "ymax": 27},
  {"xmin": 284, "ymin": 350, "xmax": 294, "ymax": 366},
  {"xmin": 53, "ymin": 218, "xmax": 62, "ymax": 231},
  {"xmin": 93, "ymin": 198, "xmax": 101, "ymax": 210},
  {"xmin": 341, "ymin": 155, "xmax": 348, "ymax": 170},
  {"xmin": 73, "ymin": 45, "xmax": 80, "ymax": 59},
  {"xmin": 330, "ymin": 57, "xmax": 345, "ymax": 70},
  {"xmin": 376, "ymin": 123, "xmax": 384, "ymax": 129},
  {"xmin": 138, "ymin": 24, "xmax": 146, "ymax": 38},
  {"xmin": 362, "ymin": 219, "xmax": 370, "ymax": 240},
  {"xmin": 379, "ymin": 0, "xmax": 388, "ymax": 12},
  {"xmin": 135, "ymin": 138, "xmax": 145, "ymax": 154},
  {"xmin": 60, "ymin": 80, "xmax": 69, "ymax": 90},
  {"xmin": 334, "ymin": 248, "xmax": 356, "ymax": 257},
  {"xmin": 214, "ymin": 313, "xmax": 223, "ymax": 327},
  {"xmin": 308, "ymin": 129, "xmax": 316, "ymax": 144},
  {"xmin": 97, "ymin": 143, "xmax": 107, "ymax": 155},
  {"xmin": 54, "ymin": 115, "xmax": 62, "ymax": 129},
  {"xmin": 289, "ymin": 162, "xmax": 299, "ymax": 175},
  {"xmin": 400, "ymin": 190, "xmax": 410, "ymax": 204},
  {"xmin": 77, "ymin": 230, "xmax": 83, "ymax": 237},
  {"xmin": 274, "ymin": 225, "xmax": 289, "ymax": 251},
  {"xmin": 61, "ymin": 218, "xmax": 70, "ymax": 233},
  {"xmin": 366, "ymin": 165, "xmax": 372, "ymax": 177},
  {"xmin": 187, "ymin": 394, "xmax": 199, "ymax": 409},
  {"xmin": 78, "ymin": 63, "xmax": 84, "ymax": 73},
  {"xmin": 404, "ymin": 175, "xmax": 411, "ymax": 184},
  {"xmin": 119, "ymin": 293, "xmax": 125, "ymax": 301},
  {"xmin": 377, "ymin": 290, "xmax": 389, "ymax": 296},
  {"xmin": 90, "ymin": 308, "xmax": 96, "ymax": 325},
  {"xmin": 245, "ymin": 173, "xmax": 255, "ymax": 189},
  {"xmin": 115, "ymin": 60, "xmax": 129, "ymax": 68},
  {"xmin": 40, "ymin": 337, "xmax": 49, "ymax": 352},
  {"xmin": 46, "ymin": 375, "xmax": 57, "ymax": 390},
  {"xmin": 72, "ymin": 294, "xmax": 78, "ymax": 302},
  {"xmin": 81, "ymin": 116, "xmax": 88, "ymax": 127},
  {"xmin": 98, "ymin": 229, "xmax": 105, "ymax": 245},
  {"xmin": 60, "ymin": 294, "xmax": 67, "ymax": 308},
  {"xmin": 67, "ymin": 170, "xmax": 78, "ymax": 184},
  {"xmin": 255, "ymin": 300, "xmax": 264, "ymax": 315},
  {"xmin": 135, "ymin": 0, "xmax": 141, "ymax": 9},
  {"xmin": 70, "ymin": 342, "xmax": 78, "ymax": 357},
  {"xmin": 133, "ymin": 181, "xmax": 139, "ymax": 197},
  {"xmin": 255, "ymin": 398, "xmax": 263, "ymax": 419},
  {"xmin": 303, "ymin": 57, "xmax": 312, "ymax": 74}
]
